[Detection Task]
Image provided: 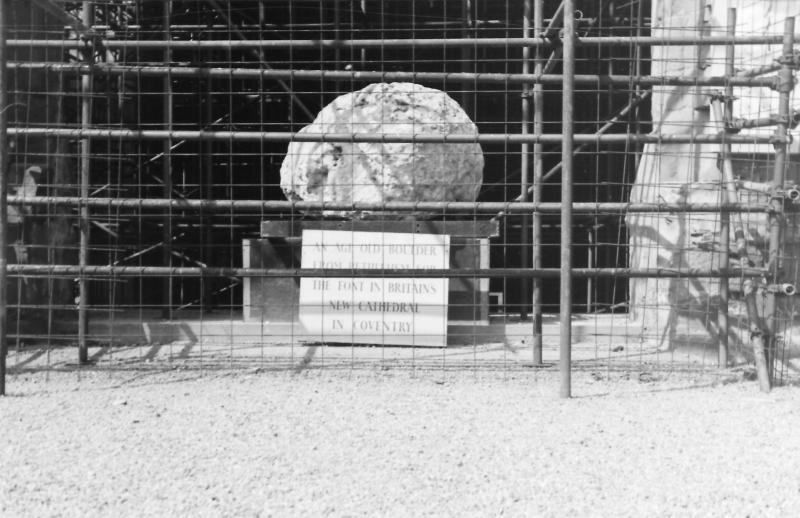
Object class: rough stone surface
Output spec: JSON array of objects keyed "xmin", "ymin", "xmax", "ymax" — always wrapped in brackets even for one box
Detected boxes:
[{"xmin": 280, "ymin": 82, "xmax": 483, "ymax": 217}]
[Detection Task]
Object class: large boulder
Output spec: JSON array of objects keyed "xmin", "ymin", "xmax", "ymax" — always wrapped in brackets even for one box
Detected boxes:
[{"xmin": 280, "ymin": 82, "xmax": 483, "ymax": 217}]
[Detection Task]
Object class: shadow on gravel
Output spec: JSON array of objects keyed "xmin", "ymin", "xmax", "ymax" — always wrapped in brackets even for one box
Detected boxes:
[
  {"xmin": 142, "ymin": 343, "xmax": 164, "ymax": 361},
  {"xmin": 90, "ymin": 345, "xmax": 112, "ymax": 362},
  {"xmin": 10, "ymin": 348, "xmax": 48, "ymax": 369},
  {"xmin": 5, "ymin": 341, "xmax": 798, "ymax": 396},
  {"xmin": 293, "ymin": 344, "xmax": 318, "ymax": 374}
]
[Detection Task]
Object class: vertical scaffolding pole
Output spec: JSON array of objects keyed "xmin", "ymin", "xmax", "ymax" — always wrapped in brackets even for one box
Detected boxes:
[
  {"xmin": 333, "ymin": 0, "xmax": 341, "ymax": 94},
  {"xmin": 765, "ymin": 16, "xmax": 795, "ymax": 383},
  {"xmin": 632, "ymin": 0, "xmax": 644, "ymax": 170},
  {"xmin": 600, "ymin": 1, "xmax": 615, "ymax": 314},
  {"xmin": 717, "ymin": 7, "xmax": 735, "ymax": 368},
  {"xmin": 531, "ymin": 0, "xmax": 544, "ymax": 365},
  {"xmin": 461, "ymin": 0, "xmax": 474, "ymax": 119},
  {"xmin": 162, "ymin": 1, "xmax": 173, "ymax": 319},
  {"xmin": 359, "ymin": 1, "xmax": 367, "ymax": 68},
  {"xmin": 691, "ymin": 0, "xmax": 708, "ymax": 183},
  {"xmin": 203, "ymin": 79, "xmax": 213, "ymax": 312},
  {"xmin": 0, "ymin": 0, "xmax": 8, "ymax": 395},
  {"xmin": 78, "ymin": 1, "xmax": 92, "ymax": 363},
  {"xmin": 560, "ymin": 0, "xmax": 575, "ymax": 398},
  {"xmin": 520, "ymin": 0, "xmax": 531, "ymax": 321}
]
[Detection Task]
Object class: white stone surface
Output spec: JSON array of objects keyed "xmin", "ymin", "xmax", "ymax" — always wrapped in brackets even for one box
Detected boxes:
[
  {"xmin": 298, "ymin": 230, "xmax": 449, "ymax": 347},
  {"xmin": 627, "ymin": 0, "xmax": 800, "ymax": 350},
  {"xmin": 280, "ymin": 82, "xmax": 483, "ymax": 217}
]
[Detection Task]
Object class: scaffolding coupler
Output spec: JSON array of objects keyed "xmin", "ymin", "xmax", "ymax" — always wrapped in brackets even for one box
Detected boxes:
[
  {"xmin": 737, "ymin": 180, "xmax": 800, "ymax": 204},
  {"xmin": 743, "ymin": 273, "xmax": 798, "ymax": 298},
  {"xmin": 707, "ymin": 91, "xmax": 737, "ymax": 104},
  {"xmin": 766, "ymin": 283, "xmax": 797, "ymax": 296},
  {"xmin": 776, "ymin": 48, "xmax": 800, "ymax": 69},
  {"xmin": 726, "ymin": 110, "xmax": 800, "ymax": 132}
]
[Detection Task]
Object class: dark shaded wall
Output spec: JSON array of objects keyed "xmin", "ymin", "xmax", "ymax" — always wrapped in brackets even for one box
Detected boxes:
[{"xmin": 8, "ymin": 4, "xmax": 78, "ymax": 333}]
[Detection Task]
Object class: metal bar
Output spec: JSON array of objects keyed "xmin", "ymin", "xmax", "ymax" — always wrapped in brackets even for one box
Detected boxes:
[
  {"xmin": 333, "ymin": 0, "xmax": 341, "ymax": 94},
  {"xmin": 519, "ymin": 0, "xmax": 532, "ymax": 321},
  {"xmin": 4, "ymin": 196, "xmax": 777, "ymax": 214},
  {"xmin": 531, "ymin": 0, "xmax": 544, "ymax": 366},
  {"xmin": 162, "ymin": 0, "xmax": 173, "ymax": 320},
  {"xmin": 30, "ymin": 0, "xmax": 94, "ymax": 36},
  {"xmin": 8, "ymin": 35, "xmax": 800, "ymax": 49},
  {"xmin": 560, "ymin": 0, "xmax": 575, "ymax": 398},
  {"xmin": 358, "ymin": 0, "xmax": 366, "ymax": 68},
  {"xmin": 764, "ymin": 16, "xmax": 795, "ymax": 387},
  {"xmin": 2, "ymin": 265, "xmax": 770, "ymax": 279},
  {"xmin": 737, "ymin": 180, "xmax": 800, "ymax": 200},
  {"xmin": 632, "ymin": 0, "xmax": 644, "ymax": 173},
  {"xmin": 202, "ymin": 53, "xmax": 214, "ymax": 313},
  {"xmin": 6, "ymin": 127, "xmax": 786, "ymax": 145},
  {"xmin": 737, "ymin": 180, "xmax": 777, "ymax": 195},
  {"xmin": 486, "ymin": 92, "xmax": 741, "ymax": 225},
  {"xmin": 29, "ymin": 0, "xmax": 375, "ymax": 3},
  {"xmin": 147, "ymin": 20, "xmax": 570, "ymax": 31},
  {"xmin": 510, "ymin": 91, "xmax": 652, "ymax": 200},
  {"xmin": 7, "ymin": 63, "xmax": 781, "ymax": 88},
  {"xmin": 586, "ymin": 226, "xmax": 594, "ymax": 311},
  {"xmin": 744, "ymin": 279, "xmax": 772, "ymax": 392},
  {"xmin": 534, "ymin": 1, "xmax": 566, "ymax": 84},
  {"xmin": 728, "ymin": 114, "xmax": 781, "ymax": 130},
  {"xmin": 690, "ymin": 0, "xmax": 708, "ymax": 184},
  {"xmin": 711, "ymin": 100, "xmax": 750, "ymax": 261},
  {"xmin": 202, "ymin": 0, "xmax": 314, "ymax": 122},
  {"xmin": 460, "ymin": 0, "xmax": 474, "ymax": 116},
  {"xmin": 717, "ymin": 7, "xmax": 735, "ymax": 369},
  {"xmin": 736, "ymin": 62, "xmax": 782, "ymax": 78},
  {"xmin": 540, "ymin": 1, "xmax": 564, "ymax": 40},
  {"xmin": 77, "ymin": 1, "xmax": 92, "ymax": 365},
  {"xmin": 602, "ymin": 1, "xmax": 613, "ymax": 318},
  {"xmin": 0, "ymin": 0, "xmax": 8, "ymax": 396},
  {"xmin": 30, "ymin": 0, "xmax": 606, "ymax": 5}
]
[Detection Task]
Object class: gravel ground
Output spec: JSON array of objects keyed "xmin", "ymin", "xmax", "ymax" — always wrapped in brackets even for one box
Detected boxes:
[{"xmin": 1, "ymin": 367, "xmax": 800, "ymax": 517}]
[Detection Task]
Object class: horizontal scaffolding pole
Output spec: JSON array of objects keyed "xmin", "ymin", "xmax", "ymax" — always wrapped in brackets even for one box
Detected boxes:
[
  {"xmin": 728, "ymin": 110, "xmax": 800, "ymax": 130},
  {"xmin": 7, "ymin": 127, "xmax": 787, "ymax": 145},
  {"xmin": 8, "ymin": 63, "xmax": 779, "ymax": 89},
  {"xmin": 736, "ymin": 62, "xmax": 783, "ymax": 78},
  {"xmin": 7, "ymin": 35, "xmax": 799, "ymax": 49},
  {"xmin": 5, "ymin": 265, "xmax": 768, "ymax": 279},
  {"xmin": 5, "ymin": 196, "xmax": 775, "ymax": 214}
]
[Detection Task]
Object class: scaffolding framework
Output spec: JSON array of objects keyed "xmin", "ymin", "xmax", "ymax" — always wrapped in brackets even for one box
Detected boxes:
[{"xmin": 1, "ymin": 0, "xmax": 799, "ymax": 396}]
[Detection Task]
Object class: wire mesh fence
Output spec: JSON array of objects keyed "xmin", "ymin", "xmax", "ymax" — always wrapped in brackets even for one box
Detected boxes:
[{"xmin": 1, "ymin": 0, "xmax": 799, "ymax": 395}]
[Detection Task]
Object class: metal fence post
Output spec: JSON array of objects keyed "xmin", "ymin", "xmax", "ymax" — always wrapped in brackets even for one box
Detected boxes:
[
  {"xmin": 560, "ymin": 0, "xmax": 575, "ymax": 398},
  {"xmin": 0, "ymin": 0, "xmax": 8, "ymax": 396},
  {"xmin": 765, "ymin": 16, "xmax": 795, "ymax": 383},
  {"xmin": 520, "ymin": 0, "xmax": 531, "ymax": 322},
  {"xmin": 78, "ymin": 1, "xmax": 92, "ymax": 364},
  {"xmin": 717, "ymin": 7, "xmax": 736, "ymax": 368},
  {"xmin": 162, "ymin": 1, "xmax": 173, "ymax": 320},
  {"xmin": 531, "ymin": 0, "xmax": 544, "ymax": 365}
]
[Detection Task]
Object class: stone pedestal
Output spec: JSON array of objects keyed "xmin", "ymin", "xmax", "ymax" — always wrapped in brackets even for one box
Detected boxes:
[{"xmin": 243, "ymin": 218, "xmax": 498, "ymax": 325}]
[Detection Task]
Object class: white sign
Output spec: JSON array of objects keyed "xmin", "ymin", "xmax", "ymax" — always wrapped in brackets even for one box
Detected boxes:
[{"xmin": 299, "ymin": 230, "xmax": 450, "ymax": 347}]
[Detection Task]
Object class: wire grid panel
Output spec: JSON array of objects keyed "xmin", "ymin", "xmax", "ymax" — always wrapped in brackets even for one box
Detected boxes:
[{"xmin": 2, "ymin": 0, "xmax": 799, "ymax": 386}]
